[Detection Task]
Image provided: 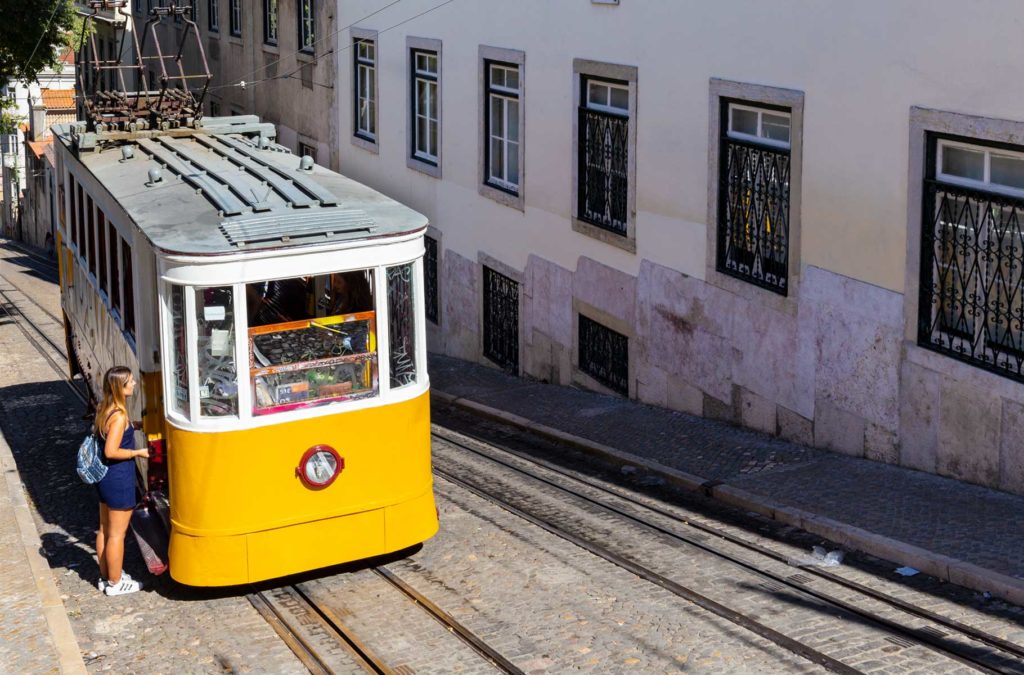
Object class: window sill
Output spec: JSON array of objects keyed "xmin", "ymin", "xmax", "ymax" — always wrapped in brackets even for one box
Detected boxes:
[
  {"xmin": 296, "ymin": 50, "xmax": 316, "ymax": 63},
  {"xmin": 351, "ymin": 134, "xmax": 378, "ymax": 154},
  {"xmin": 571, "ymin": 217, "xmax": 635, "ymax": 253},
  {"xmin": 479, "ymin": 181, "xmax": 524, "ymax": 211},
  {"xmin": 262, "ymin": 43, "xmax": 280, "ymax": 55},
  {"xmin": 407, "ymin": 155, "xmax": 441, "ymax": 178},
  {"xmin": 227, "ymin": 35, "xmax": 244, "ymax": 46}
]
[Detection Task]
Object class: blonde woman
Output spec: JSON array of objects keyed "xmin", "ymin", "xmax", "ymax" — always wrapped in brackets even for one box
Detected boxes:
[{"xmin": 94, "ymin": 366, "xmax": 149, "ymax": 596}]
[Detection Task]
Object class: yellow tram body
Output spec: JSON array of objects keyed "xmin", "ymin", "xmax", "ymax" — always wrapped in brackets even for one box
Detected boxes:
[{"xmin": 52, "ymin": 116, "xmax": 438, "ymax": 586}]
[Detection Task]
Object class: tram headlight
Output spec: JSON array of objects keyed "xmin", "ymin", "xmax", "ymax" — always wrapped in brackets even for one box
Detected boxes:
[{"xmin": 296, "ymin": 445, "xmax": 343, "ymax": 489}]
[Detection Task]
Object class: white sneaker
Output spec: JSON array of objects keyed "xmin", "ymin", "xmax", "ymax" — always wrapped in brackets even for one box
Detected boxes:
[
  {"xmin": 104, "ymin": 575, "xmax": 142, "ymax": 596},
  {"xmin": 97, "ymin": 579, "xmax": 107, "ymax": 592}
]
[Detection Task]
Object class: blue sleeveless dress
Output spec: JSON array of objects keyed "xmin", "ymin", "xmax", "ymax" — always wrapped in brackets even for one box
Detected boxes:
[{"xmin": 95, "ymin": 420, "xmax": 137, "ymax": 510}]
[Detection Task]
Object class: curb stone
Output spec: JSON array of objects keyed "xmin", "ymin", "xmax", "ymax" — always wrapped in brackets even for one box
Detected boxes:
[
  {"xmin": 0, "ymin": 431, "xmax": 87, "ymax": 674},
  {"xmin": 432, "ymin": 390, "xmax": 1024, "ymax": 607}
]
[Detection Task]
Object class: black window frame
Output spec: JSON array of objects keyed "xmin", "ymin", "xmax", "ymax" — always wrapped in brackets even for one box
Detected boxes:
[
  {"xmin": 578, "ymin": 314, "xmax": 629, "ymax": 396},
  {"xmin": 298, "ymin": 0, "xmax": 315, "ymax": 54},
  {"xmin": 353, "ymin": 37, "xmax": 376, "ymax": 142},
  {"xmin": 484, "ymin": 59, "xmax": 520, "ymax": 196},
  {"xmin": 207, "ymin": 0, "xmax": 219, "ymax": 33},
  {"xmin": 577, "ymin": 74, "xmax": 630, "ymax": 238},
  {"xmin": 715, "ymin": 97, "xmax": 793, "ymax": 296},
  {"xmin": 263, "ymin": 0, "xmax": 277, "ymax": 45},
  {"xmin": 229, "ymin": 0, "xmax": 241, "ymax": 37},
  {"xmin": 410, "ymin": 48, "xmax": 439, "ymax": 166},
  {"xmin": 918, "ymin": 131, "xmax": 1024, "ymax": 383}
]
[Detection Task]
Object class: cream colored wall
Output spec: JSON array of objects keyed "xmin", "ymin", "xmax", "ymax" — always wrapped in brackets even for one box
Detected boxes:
[{"xmin": 335, "ymin": 0, "xmax": 1024, "ymax": 294}]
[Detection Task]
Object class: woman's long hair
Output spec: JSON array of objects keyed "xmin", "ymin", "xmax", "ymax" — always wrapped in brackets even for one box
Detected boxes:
[{"xmin": 94, "ymin": 367, "xmax": 132, "ymax": 437}]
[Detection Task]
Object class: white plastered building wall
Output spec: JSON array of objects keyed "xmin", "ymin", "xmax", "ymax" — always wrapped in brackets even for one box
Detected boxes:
[{"xmin": 331, "ymin": 0, "xmax": 1024, "ymax": 495}]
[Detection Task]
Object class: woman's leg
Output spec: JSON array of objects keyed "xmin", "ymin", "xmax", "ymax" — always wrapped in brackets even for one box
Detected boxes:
[
  {"xmin": 96, "ymin": 502, "xmax": 109, "ymax": 581},
  {"xmin": 103, "ymin": 507, "xmax": 133, "ymax": 584}
]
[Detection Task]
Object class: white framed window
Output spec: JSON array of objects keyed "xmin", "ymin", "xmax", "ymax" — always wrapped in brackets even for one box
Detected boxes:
[
  {"xmin": 727, "ymin": 102, "xmax": 791, "ymax": 149},
  {"xmin": 263, "ymin": 0, "xmax": 277, "ymax": 45},
  {"xmin": 586, "ymin": 79, "xmax": 628, "ymax": 115},
  {"xmin": 936, "ymin": 139, "xmax": 1024, "ymax": 198},
  {"xmin": 354, "ymin": 38, "xmax": 376, "ymax": 141},
  {"xmin": 208, "ymin": 0, "xmax": 219, "ymax": 32},
  {"xmin": 412, "ymin": 49, "xmax": 439, "ymax": 163},
  {"xmin": 229, "ymin": 0, "xmax": 240, "ymax": 37},
  {"xmin": 485, "ymin": 61, "xmax": 520, "ymax": 193},
  {"xmin": 298, "ymin": 0, "xmax": 315, "ymax": 53}
]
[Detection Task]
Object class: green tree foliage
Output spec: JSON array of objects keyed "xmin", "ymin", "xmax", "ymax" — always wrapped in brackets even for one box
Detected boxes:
[
  {"xmin": 0, "ymin": 96, "xmax": 23, "ymax": 135},
  {"xmin": 0, "ymin": 0, "xmax": 81, "ymax": 85}
]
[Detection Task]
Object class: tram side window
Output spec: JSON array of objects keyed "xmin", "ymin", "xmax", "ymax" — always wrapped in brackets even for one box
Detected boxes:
[
  {"xmin": 97, "ymin": 210, "xmax": 108, "ymax": 294},
  {"xmin": 108, "ymin": 225, "xmax": 120, "ymax": 314},
  {"xmin": 170, "ymin": 285, "xmax": 189, "ymax": 416},
  {"xmin": 68, "ymin": 178, "xmax": 77, "ymax": 248},
  {"xmin": 247, "ymin": 270, "xmax": 378, "ymax": 415},
  {"xmin": 387, "ymin": 263, "xmax": 418, "ymax": 389},
  {"xmin": 196, "ymin": 286, "xmax": 238, "ymax": 417},
  {"xmin": 122, "ymin": 239, "xmax": 136, "ymax": 339},
  {"xmin": 76, "ymin": 184, "xmax": 84, "ymax": 257},
  {"xmin": 87, "ymin": 197, "xmax": 97, "ymax": 277}
]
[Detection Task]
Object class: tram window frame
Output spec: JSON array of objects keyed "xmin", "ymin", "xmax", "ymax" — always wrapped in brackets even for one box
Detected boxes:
[
  {"xmin": 68, "ymin": 176, "xmax": 77, "ymax": 249},
  {"xmin": 76, "ymin": 184, "xmax": 84, "ymax": 258},
  {"xmin": 86, "ymin": 197, "xmax": 97, "ymax": 278},
  {"xmin": 108, "ymin": 224, "xmax": 120, "ymax": 316},
  {"xmin": 97, "ymin": 210, "xmax": 108, "ymax": 296},
  {"xmin": 122, "ymin": 238, "xmax": 136, "ymax": 340},
  {"xmin": 169, "ymin": 284, "xmax": 191, "ymax": 418},
  {"xmin": 245, "ymin": 269, "xmax": 380, "ymax": 416}
]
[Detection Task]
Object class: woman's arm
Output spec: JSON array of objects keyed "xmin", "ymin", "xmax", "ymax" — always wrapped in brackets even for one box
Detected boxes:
[{"xmin": 102, "ymin": 413, "xmax": 148, "ymax": 461}]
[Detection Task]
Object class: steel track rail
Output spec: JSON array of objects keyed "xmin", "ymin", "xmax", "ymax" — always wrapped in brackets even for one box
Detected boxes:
[
  {"xmin": 0, "ymin": 284, "xmax": 86, "ymax": 405},
  {"xmin": 373, "ymin": 567, "xmax": 526, "ymax": 675},
  {"xmin": 432, "ymin": 465, "xmax": 859, "ymax": 675},
  {"xmin": 435, "ymin": 425, "xmax": 1024, "ymax": 663},
  {"xmin": 433, "ymin": 430, "xmax": 1015, "ymax": 674}
]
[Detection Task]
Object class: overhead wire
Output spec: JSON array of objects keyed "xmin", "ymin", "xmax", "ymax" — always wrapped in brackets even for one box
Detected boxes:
[{"xmin": 19, "ymin": 0, "xmax": 67, "ymax": 84}]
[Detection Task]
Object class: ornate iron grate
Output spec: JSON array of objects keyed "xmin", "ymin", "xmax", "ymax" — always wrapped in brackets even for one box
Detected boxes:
[
  {"xmin": 425, "ymin": 236, "xmax": 439, "ymax": 325},
  {"xmin": 387, "ymin": 263, "xmax": 418, "ymax": 388},
  {"xmin": 718, "ymin": 138, "xmax": 790, "ymax": 295},
  {"xmin": 578, "ymin": 107, "xmax": 628, "ymax": 236},
  {"xmin": 919, "ymin": 180, "xmax": 1024, "ymax": 381},
  {"xmin": 578, "ymin": 315, "xmax": 628, "ymax": 395},
  {"xmin": 483, "ymin": 266, "xmax": 519, "ymax": 373}
]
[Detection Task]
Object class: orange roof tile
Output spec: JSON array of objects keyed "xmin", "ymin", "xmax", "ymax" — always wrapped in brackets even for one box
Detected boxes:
[
  {"xmin": 41, "ymin": 89, "xmax": 76, "ymax": 110},
  {"xmin": 27, "ymin": 139, "xmax": 51, "ymax": 159}
]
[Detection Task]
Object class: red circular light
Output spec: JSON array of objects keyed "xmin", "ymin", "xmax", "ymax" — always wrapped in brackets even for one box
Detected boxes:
[{"xmin": 296, "ymin": 445, "xmax": 343, "ymax": 489}]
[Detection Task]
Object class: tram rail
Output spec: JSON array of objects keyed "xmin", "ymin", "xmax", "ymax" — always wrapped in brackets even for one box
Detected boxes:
[{"xmin": 431, "ymin": 426, "xmax": 1024, "ymax": 674}]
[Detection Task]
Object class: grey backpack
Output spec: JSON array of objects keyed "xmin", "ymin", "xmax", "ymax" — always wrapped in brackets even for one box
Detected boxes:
[{"xmin": 76, "ymin": 427, "xmax": 107, "ymax": 484}]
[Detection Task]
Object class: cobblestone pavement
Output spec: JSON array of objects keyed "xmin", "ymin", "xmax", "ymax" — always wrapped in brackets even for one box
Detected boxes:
[
  {"xmin": 428, "ymin": 354, "xmax": 1024, "ymax": 603},
  {"xmin": 0, "ymin": 244, "xmax": 306, "ymax": 673}
]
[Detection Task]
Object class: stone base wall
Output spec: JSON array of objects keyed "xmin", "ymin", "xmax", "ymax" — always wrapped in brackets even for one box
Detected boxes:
[{"xmin": 429, "ymin": 250, "xmax": 1024, "ymax": 496}]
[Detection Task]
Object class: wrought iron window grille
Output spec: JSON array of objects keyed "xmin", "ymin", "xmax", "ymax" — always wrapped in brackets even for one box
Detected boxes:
[
  {"xmin": 919, "ymin": 147, "xmax": 1024, "ymax": 382},
  {"xmin": 717, "ymin": 102, "xmax": 791, "ymax": 295},
  {"xmin": 577, "ymin": 106, "xmax": 628, "ymax": 236},
  {"xmin": 578, "ymin": 315, "xmax": 628, "ymax": 395},
  {"xmin": 482, "ymin": 266, "xmax": 519, "ymax": 373},
  {"xmin": 425, "ymin": 236, "xmax": 439, "ymax": 325}
]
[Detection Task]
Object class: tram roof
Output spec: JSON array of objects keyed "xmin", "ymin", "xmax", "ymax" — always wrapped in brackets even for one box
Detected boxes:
[{"xmin": 52, "ymin": 118, "xmax": 428, "ymax": 256}]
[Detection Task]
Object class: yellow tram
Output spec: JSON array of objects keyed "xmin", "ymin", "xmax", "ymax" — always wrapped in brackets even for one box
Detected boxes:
[{"xmin": 53, "ymin": 115, "xmax": 438, "ymax": 585}]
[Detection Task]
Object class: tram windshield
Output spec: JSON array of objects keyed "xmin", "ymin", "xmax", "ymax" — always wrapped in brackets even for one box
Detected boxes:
[
  {"xmin": 166, "ymin": 263, "xmax": 421, "ymax": 423},
  {"xmin": 246, "ymin": 270, "xmax": 378, "ymax": 415}
]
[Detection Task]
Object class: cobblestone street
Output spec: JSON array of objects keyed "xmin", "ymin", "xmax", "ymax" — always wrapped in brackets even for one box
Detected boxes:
[{"xmin": 2, "ymin": 243, "xmax": 1024, "ymax": 672}]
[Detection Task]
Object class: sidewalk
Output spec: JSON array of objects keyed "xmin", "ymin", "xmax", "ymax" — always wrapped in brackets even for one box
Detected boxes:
[
  {"xmin": 429, "ymin": 353, "xmax": 1024, "ymax": 606},
  {"xmin": 0, "ymin": 430, "xmax": 85, "ymax": 673}
]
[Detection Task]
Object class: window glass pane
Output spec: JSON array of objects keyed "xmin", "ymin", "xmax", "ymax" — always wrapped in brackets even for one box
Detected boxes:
[
  {"xmin": 508, "ymin": 99, "xmax": 519, "ymax": 141},
  {"xmin": 97, "ymin": 211, "xmax": 107, "ymax": 293},
  {"xmin": 489, "ymin": 65, "xmax": 505, "ymax": 89},
  {"xmin": 490, "ymin": 138, "xmax": 503, "ymax": 180},
  {"xmin": 991, "ymin": 154, "xmax": 1024, "ymax": 190},
  {"xmin": 588, "ymin": 81, "xmax": 607, "ymax": 108},
  {"xmin": 429, "ymin": 120, "xmax": 438, "ymax": 157},
  {"xmin": 196, "ymin": 286, "xmax": 238, "ymax": 417},
  {"xmin": 122, "ymin": 240, "xmax": 135, "ymax": 337},
  {"xmin": 416, "ymin": 116, "xmax": 427, "ymax": 154},
  {"xmin": 247, "ymin": 270, "xmax": 378, "ymax": 415},
  {"xmin": 416, "ymin": 79, "xmax": 427, "ymax": 116},
  {"xmin": 426, "ymin": 54, "xmax": 437, "ymax": 73},
  {"xmin": 367, "ymin": 66, "xmax": 375, "ymax": 101},
  {"xmin": 761, "ymin": 113, "xmax": 791, "ymax": 143},
  {"xmin": 428, "ymin": 81, "xmax": 437, "ymax": 119},
  {"xmin": 387, "ymin": 263, "xmax": 417, "ymax": 388},
  {"xmin": 170, "ymin": 285, "xmax": 189, "ymax": 416},
  {"xmin": 942, "ymin": 145, "xmax": 985, "ymax": 181},
  {"xmin": 108, "ymin": 225, "xmax": 120, "ymax": 313},
  {"xmin": 609, "ymin": 86, "xmax": 628, "ymax": 111},
  {"xmin": 490, "ymin": 96, "xmax": 504, "ymax": 137},
  {"xmin": 730, "ymin": 107, "xmax": 758, "ymax": 136},
  {"xmin": 368, "ymin": 100, "xmax": 376, "ymax": 134},
  {"xmin": 508, "ymin": 140, "xmax": 519, "ymax": 186},
  {"xmin": 505, "ymin": 67, "xmax": 519, "ymax": 91}
]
